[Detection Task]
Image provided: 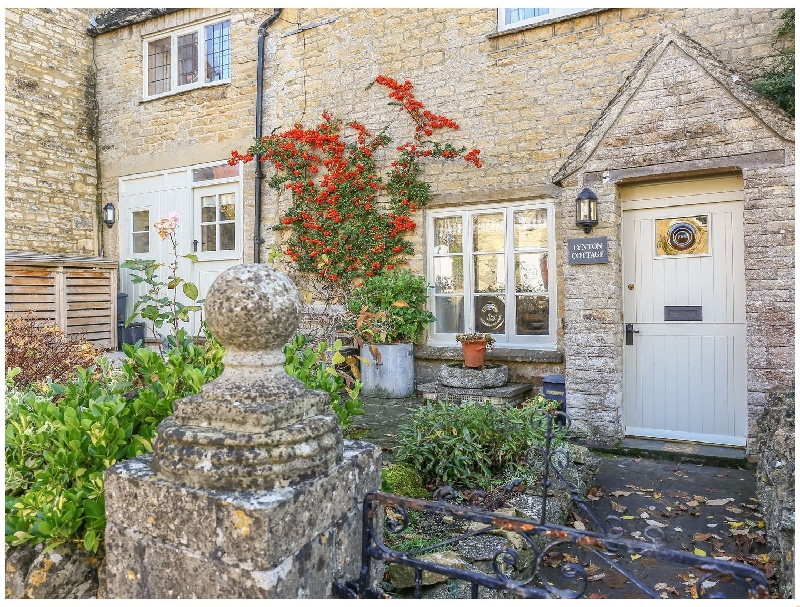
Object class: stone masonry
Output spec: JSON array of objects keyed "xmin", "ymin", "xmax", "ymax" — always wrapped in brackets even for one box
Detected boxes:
[
  {"xmin": 5, "ymin": 8, "xmax": 100, "ymax": 255},
  {"xmin": 104, "ymin": 264, "xmax": 382, "ymax": 598}
]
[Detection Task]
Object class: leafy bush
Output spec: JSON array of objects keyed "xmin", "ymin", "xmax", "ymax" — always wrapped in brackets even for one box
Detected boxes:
[
  {"xmin": 4, "ymin": 313, "xmax": 100, "ymax": 389},
  {"xmin": 4, "ymin": 329, "xmax": 224, "ymax": 553},
  {"xmin": 283, "ymin": 333, "xmax": 365, "ymax": 428},
  {"xmin": 396, "ymin": 396, "xmax": 564, "ymax": 489},
  {"xmin": 751, "ymin": 8, "xmax": 795, "ymax": 114},
  {"xmin": 346, "ymin": 269, "xmax": 435, "ymax": 344}
]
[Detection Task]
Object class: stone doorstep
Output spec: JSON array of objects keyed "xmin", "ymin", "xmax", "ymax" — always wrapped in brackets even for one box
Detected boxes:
[{"xmin": 417, "ymin": 382, "xmax": 533, "ymax": 406}]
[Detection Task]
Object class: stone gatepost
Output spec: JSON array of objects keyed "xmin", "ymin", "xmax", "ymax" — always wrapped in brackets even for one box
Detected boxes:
[{"xmin": 104, "ymin": 264, "xmax": 382, "ymax": 598}]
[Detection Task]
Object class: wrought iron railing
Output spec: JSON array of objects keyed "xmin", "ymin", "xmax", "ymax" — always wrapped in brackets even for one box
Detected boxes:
[{"xmin": 334, "ymin": 412, "xmax": 770, "ymax": 599}]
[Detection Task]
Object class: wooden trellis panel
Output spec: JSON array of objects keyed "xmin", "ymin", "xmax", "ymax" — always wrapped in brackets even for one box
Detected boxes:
[{"xmin": 5, "ymin": 252, "xmax": 119, "ymax": 350}]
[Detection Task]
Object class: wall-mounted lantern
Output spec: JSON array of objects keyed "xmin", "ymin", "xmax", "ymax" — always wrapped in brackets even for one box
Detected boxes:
[
  {"xmin": 575, "ymin": 188, "xmax": 598, "ymax": 234},
  {"xmin": 103, "ymin": 202, "xmax": 116, "ymax": 228}
]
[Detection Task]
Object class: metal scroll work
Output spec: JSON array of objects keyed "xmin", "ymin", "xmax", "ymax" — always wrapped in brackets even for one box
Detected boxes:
[{"xmin": 334, "ymin": 412, "xmax": 770, "ymax": 599}]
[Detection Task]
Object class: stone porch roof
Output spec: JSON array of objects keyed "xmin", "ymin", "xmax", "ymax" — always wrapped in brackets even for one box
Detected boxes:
[{"xmin": 86, "ymin": 8, "xmax": 182, "ymax": 36}]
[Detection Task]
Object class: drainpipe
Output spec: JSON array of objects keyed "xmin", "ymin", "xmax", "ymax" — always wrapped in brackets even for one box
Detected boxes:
[{"xmin": 254, "ymin": 8, "xmax": 282, "ymax": 263}]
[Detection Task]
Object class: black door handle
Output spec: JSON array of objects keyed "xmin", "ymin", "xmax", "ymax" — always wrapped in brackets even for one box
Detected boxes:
[{"xmin": 625, "ymin": 323, "xmax": 640, "ymax": 346}]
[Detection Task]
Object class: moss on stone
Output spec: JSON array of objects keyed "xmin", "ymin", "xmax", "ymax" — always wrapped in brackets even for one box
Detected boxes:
[{"xmin": 383, "ymin": 462, "xmax": 429, "ymax": 499}]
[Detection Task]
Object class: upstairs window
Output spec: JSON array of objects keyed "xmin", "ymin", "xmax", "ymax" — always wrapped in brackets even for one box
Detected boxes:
[
  {"xmin": 498, "ymin": 8, "xmax": 584, "ymax": 31},
  {"xmin": 144, "ymin": 18, "xmax": 231, "ymax": 99}
]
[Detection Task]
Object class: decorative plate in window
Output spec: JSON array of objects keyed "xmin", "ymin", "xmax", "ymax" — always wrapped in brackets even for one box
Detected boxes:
[{"xmin": 656, "ymin": 215, "xmax": 709, "ymax": 256}]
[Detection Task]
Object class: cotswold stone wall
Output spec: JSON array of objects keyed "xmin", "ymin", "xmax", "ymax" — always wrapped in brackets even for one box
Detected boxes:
[
  {"xmin": 5, "ymin": 8, "xmax": 100, "ymax": 255},
  {"xmin": 756, "ymin": 392, "xmax": 795, "ymax": 599},
  {"xmin": 93, "ymin": 7, "xmax": 786, "ymax": 267}
]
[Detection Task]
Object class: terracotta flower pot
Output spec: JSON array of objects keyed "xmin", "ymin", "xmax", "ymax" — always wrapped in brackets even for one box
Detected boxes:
[{"xmin": 461, "ymin": 340, "xmax": 488, "ymax": 369}]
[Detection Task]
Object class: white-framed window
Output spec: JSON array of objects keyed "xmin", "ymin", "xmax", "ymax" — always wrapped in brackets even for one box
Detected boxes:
[
  {"xmin": 130, "ymin": 209, "xmax": 151, "ymax": 255},
  {"xmin": 143, "ymin": 17, "xmax": 231, "ymax": 99},
  {"xmin": 426, "ymin": 201, "xmax": 557, "ymax": 348},
  {"xmin": 498, "ymin": 8, "xmax": 584, "ymax": 31},
  {"xmin": 194, "ymin": 184, "xmax": 239, "ymax": 259}
]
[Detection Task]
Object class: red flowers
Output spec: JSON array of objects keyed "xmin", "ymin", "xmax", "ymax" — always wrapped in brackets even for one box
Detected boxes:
[{"xmin": 229, "ymin": 76, "xmax": 481, "ymax": 285}]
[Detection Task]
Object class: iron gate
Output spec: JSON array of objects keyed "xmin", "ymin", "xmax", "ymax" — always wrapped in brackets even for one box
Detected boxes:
[{"xmin": 334, "ymin": 412, "xmax": 770, "ymax": 599}]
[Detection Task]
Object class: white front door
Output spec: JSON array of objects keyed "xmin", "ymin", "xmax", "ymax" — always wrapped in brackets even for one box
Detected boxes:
[
  {"xmin": 119, "ymin": 162, "xmax": 242, "ymax": 338},
  {"xmin": 621, "ymin": 176, "xmax": 747, "ymax": 446}
]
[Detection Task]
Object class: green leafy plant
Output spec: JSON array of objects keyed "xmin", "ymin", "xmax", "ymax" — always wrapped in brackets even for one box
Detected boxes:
[
  {"xmin": 382, "ymin": 462, "xmax": 429, "ymax": 499},
  {"xmin": 396, "ymin": 396, "xmax": 564, "ymax": 490},
  {"xmin": 4, "ymin": 312, "xmax": 101, "ymax": 389},
  {"xmin": 283, "ymin": 333, "xmax": 365, "ymax": 428},
  {"xmin": 346, "ymin": 269, "xmax": 435, "ymax": 344},
  {"xmin": 751, "ymin": 8, "xmax": 795, "ymax": 114},
  {"xmin": 121, "ymin": 212, "xmax": 203, "ymax": 346},
  {"xmin": 455, "ymin": 333, "xmax": 496, "ymax": 348},
  {"xmin": 4, "ymin": 329, "xmax": 224, "ymax": 553}
]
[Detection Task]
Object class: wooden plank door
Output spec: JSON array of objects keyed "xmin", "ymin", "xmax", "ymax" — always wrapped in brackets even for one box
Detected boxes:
[{"xmin": 622, "ymin": 179, "xmax": 746, "ymax": 446}]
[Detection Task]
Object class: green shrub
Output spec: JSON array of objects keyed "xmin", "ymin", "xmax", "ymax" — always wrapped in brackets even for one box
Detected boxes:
[
  {"xmin": 4, "ymin": 329, "xmax": 224, "ymax": 553},
  {"xmin": 751, "ymin": 8, "xmax": 794, "ymax": 114},
  {"xmin": 396, "ymin": 395, "xmax": 564, "ymax": 490},
  {"xmin": 345, "ymin": 269, "xmax": 435, "ymax": 344},
  {"xmin": 4, "ymin": 312, "xmax": 101, "ymax": 389},
  {"xmin": 382, "ymin": 462, "xmax": 429, "ymax": 499},
  {"xmin": 283, "ymin": 333, "xmax": 365, "ymax": 428}
]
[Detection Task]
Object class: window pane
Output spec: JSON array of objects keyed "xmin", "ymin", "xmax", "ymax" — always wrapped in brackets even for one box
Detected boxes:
[
  {"xmin": 202, "ymin": 224, "xmax": 217, "ymax": 252},
  {"xmin": 433, "ymin": 216, "xmax": 462, "ymax": 253},
  {"xmin": 205, "ymin": 20, "xmax": 230, "ymax": 82},
  {"xmin": 147, "ymin": 37, "xmax": 171, "ymax": 95},
  {"xmin": 473, "ymin": 213, "xmax": 504, "ymax": 252},
  {"xmin": 201, "ymin": 196, "xmax": 216, "ymax": 222},
  {"xmin": 514, "ymin": 209, "xmax": 548, "ymax": 249},
  {"xmin": 192, "ymin": 163, "xmax": 239, "ymax": 182},
  {"xmin": 434, "ymin": 256, "xmax": 463, "ymax": 294},
  {"xmin": 474, "ymin": 254, "xmax": 505, "ymax": 293},
  {"xmin": 219, "ymin": 193, "xmax": 236, "ymax": 220},
  {"xmin": 516, "ymin": 295, "xmax": 549, "ymax": 335},
  {"xmin": 177, "ymin": 32, "xmax": 198, "ymax": 85},
  {"xmin": 219, "ymin": 223, "xmax": 236, "ymax": 251},
  {"xmin": 474, "ymin": 295, "xmax": 505, "ymax": 333},
  {"xmin": 505, "ymin": 8, "xmax": 550, "ymax": 24},
  {"xmin": 132, "ymin": 210, "xmax": 149, "ymax": 232},
  {"xmin": 515, "ymin": 252, "xmax": 549, "ymax": 292},
  {"xmin": 434, "ymin": 296, "xmax": 463, "ymax": 334},
  {"xmin": 656, "ymin": 215, "xmax": 709, "ymax": 256},
  {"xmin": 132, "ymin": 233, "xmax": 150, "ymax": 254}
]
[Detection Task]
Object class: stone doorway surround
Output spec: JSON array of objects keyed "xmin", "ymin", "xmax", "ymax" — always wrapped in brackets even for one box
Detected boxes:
[{"xmin": 551, "ymin": 27, "xmax": 794, "ymax": 452}]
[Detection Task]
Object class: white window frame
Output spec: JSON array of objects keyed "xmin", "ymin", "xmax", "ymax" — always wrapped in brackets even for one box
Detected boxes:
[
  {"xmin": 142, "ymin": 16, "xmax": 231, "ymax": 101},
  {"xmin": 426, "ymin": 201, "xmax": 557, "ymax": 349},
  {"xmin": 129, "ymin": 208, "xmax": 152, "ymax": 257},
  {"xmin": 497, "ymin": 8, "xmax": 584, "ymax": 31},
  {"xmin": 193, "ymin": 181, "xmax": 242, "ymax": 262}
]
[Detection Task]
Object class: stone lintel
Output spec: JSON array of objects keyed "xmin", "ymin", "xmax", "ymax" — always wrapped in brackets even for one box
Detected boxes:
[
  {"xmin": 104, "ymin": 441, "xmax": 381, "ymax": 599},
  {"xmin": 415, "ymin": 345, "xmax": 564, "ymax": 364},
  {"xmin": 583, "ymin": 150, "xmax": 786, "ymax": 187},
  {"xmin": 418, "ymin": 382, "xmax": 533, "ymax": 405}
]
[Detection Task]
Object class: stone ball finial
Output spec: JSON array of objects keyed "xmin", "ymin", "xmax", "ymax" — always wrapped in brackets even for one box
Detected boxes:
[{"xmin": 204, "ymin": 264, "xmax": 301, "ymax": 352}]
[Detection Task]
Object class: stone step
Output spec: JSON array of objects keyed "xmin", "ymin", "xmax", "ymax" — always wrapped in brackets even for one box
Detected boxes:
[{"xmin": 417, "ymin": 382, "xmax": 533, "ymax": 406}]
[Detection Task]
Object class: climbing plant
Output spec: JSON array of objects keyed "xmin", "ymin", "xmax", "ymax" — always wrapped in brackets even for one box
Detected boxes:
[{"xmin": 751, "ymin": 8, "xmax": 794, "ymax": 114}]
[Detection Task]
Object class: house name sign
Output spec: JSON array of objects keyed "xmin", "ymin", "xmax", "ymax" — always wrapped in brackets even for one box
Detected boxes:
[{"xmin": 567, "ymin": 236, "xmax": 608, "ymax": 265}]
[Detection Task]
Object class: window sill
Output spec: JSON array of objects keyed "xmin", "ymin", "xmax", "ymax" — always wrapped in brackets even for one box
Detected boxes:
[
  {"xmin": 140, "ymin": 79, "xmax": 230, "ymax": 104},
  {"xmin": 415, "ymin": 345, "xmax": 563, "ymax": 364},
  {"xmin": 488, "ymin": 8, "xmax": 605, "ymax": 39}
]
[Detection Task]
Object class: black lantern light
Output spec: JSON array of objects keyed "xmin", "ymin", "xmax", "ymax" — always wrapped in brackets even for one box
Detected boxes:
[
  {"xmin": 103, "ymin": 202, "xmax": 116, "ymax": 228},
  {"xmin": 575, "ymin": 187, "xmax": 598, "ymax": 234}
]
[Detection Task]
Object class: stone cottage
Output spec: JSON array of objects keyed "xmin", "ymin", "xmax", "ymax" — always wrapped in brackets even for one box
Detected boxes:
[{"xmin": 6, "ymin": 8, "xmax": 794, "ymax": 451}]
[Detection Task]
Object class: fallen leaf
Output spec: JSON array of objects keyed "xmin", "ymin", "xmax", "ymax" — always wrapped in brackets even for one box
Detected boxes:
[
  {"xmin": 588, "ymin": 572, "xmax": 605, "ymax": 582},
  {"xmin": 725, "ymin": 506, "xmax": 744, "ymax": 514},
  {"xmin": 715, "ymin": 473, "xmax": 729, "ymax": 478},
  {"xmin": 634, "ymin": 457, "xmax": 642, "ymax": 464},
  {"xmin": 690, "ymin": 585, "xmax": 700, "ymax": 599},
  {"xmin": 587, "ymin": 592, "xmax": 606, "ymax": 599},
  {"xmin": 603, "ymin": 570, "xmax": 628, "ymax": 589},
  {"xmin": 641, "ymin": 557, "xmax": 659, "ymax": 568},
  {"xmin": 693, "ymin": 495, "xmax": 707, "ymax": 502},
  {"xmin": 653, "ymin": 492, "xmax": 662, "ymax": 500},
  {"xmin": 674, "ymin": 527, "xmax": 682, "ymax": 532},
  {"xmin": 621, "ymin": 515, "xmax": 635, "ymax": 520},
  {"xmin": 707, "ymin": 523, "xmax": 717, "ymax": 528},
  {"xmin": 611, "ymin": 490, "xmax": 632, "ymax": 497},
  {"xmin": 694, "ymin": 547, "xmax": 707, "ymax": 556},
  {"xmin": 625, "ymin": 485, "xmax": 654, "ymax": 492},
  {"xmin": 686, "ymin": 500, "xmax": 699, "ymax": 507},
  {"xmin": 729, "ymin": 521, "xmax": 744, "ymax": 528},
  {"xmin": 631, "ymin": 554, "xmax": 642, "ymax": 561},
  {"xmin": 693, "ymin": 533, "xmax": 711, "ymax": 542},
  {"xmin": 586, "ymin": 487, "xmax": 605, "ymax": 501},
  {"xmin": 640, "ymin": 512, "xmax": 650, "ymax": 519},
  {"xmin": 654, "ymin": 583, "xmax": 669, "ymax": 591},
  {"xmin": 611, "ymin": 500, "xmax": 627, "ymax": 513},
  {"xmin": 573, "ymin": 520, "xmax": 586, "ymax": 530},
  {"xmin": 563, "ymin": 553, "xmax": 579, "ymax": 564},
  {"xmin": 677, "ymin": 504, "xmax": 688, "ymax": 512},
  {"xmin": 646, "ymin": 520, "xmax": 667, "ymax": 528},
  {"xmin": 706, "ymin": 498, "xmax": 735, "ymax": 506}
]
